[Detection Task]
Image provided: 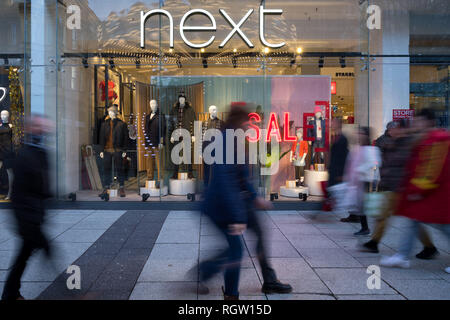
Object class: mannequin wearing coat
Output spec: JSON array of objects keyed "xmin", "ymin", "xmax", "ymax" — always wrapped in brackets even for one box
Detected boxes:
[
  {"xmin": 0, "ymin": 110, "xmax": 14, "ymax": 200},
  {"xmin": 144, "ymin": 99, "xmax": 165, "ymax": 182},
  {"xmin": 99, "ymin": 105, "xmax": 128, "ymax": 197}
]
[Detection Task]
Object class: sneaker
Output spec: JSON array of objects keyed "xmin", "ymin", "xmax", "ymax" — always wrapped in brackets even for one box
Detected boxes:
[
  {"xmin": 261, "ymin": 281, "xmax": 293, "ymax": 294},
  {"xmin": 445, "ymin": 267, "xmax": 450, "ymax": 274},
  {"xmin": 380, "ymin": 254, "xmax": 410, "ymax": 268},
  {"xmin": 416, "ymin": 246, "xmax": 439, "ymax": 260},
  {"xmin": 354, "ymin": 229, "xmax": 370, "ymax": 236},
  {"xmin": 360, "ymin": 240, "xmax": 379, "ymax": 253}
]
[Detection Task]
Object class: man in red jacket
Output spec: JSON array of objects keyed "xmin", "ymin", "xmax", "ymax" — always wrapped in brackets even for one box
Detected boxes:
[{"xmin": 381, "ymin": 109, "xmax": 450, "ymax": 271}]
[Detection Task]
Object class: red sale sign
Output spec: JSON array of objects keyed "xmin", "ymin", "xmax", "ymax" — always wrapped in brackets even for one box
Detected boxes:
[{"xmin": 393, "ymin": 109, "xmax": 414, "ymax": 120}]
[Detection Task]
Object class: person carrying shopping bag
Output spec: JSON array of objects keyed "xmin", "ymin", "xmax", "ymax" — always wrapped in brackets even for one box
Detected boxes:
[{"xmin": 342, "ymin": 127, "xmax": 381, "ymax": 236}]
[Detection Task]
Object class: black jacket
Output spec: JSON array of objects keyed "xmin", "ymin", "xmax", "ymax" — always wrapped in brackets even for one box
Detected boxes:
[
  {"xmin": 328, "ymin": 134, "xmax": 349, "ymax": 187},
  {"xmin": 144, "ymin": 111, "xmax": 166, "ymax": 148},
  {"xmin": 169, "ymin": 102, "xmax": 196, "ymax": 138},
  {"xmin": 11, "ymin": 143, "xmax": 51, "ymax": 225},
  {"xmin": 0, "ymin": 123, "xmax": 13, "ymax": 160},
  {"xmin": 99, "ymin": 118, "xmax": 129, "ymax": 151},
  {"xmin": 308, "ymin": 118, "xmax": 326, "ymax": 147}
]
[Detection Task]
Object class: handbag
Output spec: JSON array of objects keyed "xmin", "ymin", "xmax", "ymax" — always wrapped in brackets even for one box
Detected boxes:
[{"xmin": 364, "ymin": 192, "xmax": 388, "ymax": 217}]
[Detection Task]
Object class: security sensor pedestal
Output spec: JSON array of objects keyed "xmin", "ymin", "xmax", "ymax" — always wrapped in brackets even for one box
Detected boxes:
[{"xmin": 140, "ymin": 180, "xmax": 168, "ymax": 197}]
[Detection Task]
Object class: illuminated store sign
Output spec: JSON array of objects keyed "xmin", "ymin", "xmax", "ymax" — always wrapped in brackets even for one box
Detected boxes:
[
  {"xmin": 140, "ymin": 6, "xmax": 285, "ymax": 49},
  {"xmin": 247, "ymin": 101, "xmax": 330, "ymax": 150}
]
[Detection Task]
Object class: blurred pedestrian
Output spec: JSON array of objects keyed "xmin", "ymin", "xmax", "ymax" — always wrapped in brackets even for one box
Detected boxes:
[
  {"xmin": 361, "ymin": 119, "xmax": 437, "ymax": 257},
  {"xmin": 326, "ymin": 118, "xmax": 351, "ymax": 220},
  {"xmin": 381, "ymin": 109, "xmax": 449, "ymax": 269},
  {"xmin": 342, "ymin": 127, "xmax": 381, "ymax": 235},
  {"xmin": 1, "ymin": 115, "xmax": 54, "ymax": 300},
  {"xmin": 199, "ymin": 105, "xmax": 290, "ymax": 300}
]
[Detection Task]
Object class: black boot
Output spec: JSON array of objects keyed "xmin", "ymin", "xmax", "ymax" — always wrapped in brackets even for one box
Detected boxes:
[
  {"xmin": 340, "ymin": 214, "xmax": 360, "ymax": 223},
  {"xmin": 262, "ymin": 281, "xmax": 293, "ymax": 294},
  {"xmin": 222, "ymin": 286, "xmax": 239, "ymax": 300},
  {"xmin": 416, "ymin": 246, "xmax": 439, "ymax": 260},
  {"xmin": 361, "ymin": 239, "xmax": 379, "ymax": 253},
  {"xmin": 354, "ymin": 216, "xmax": 370, "ymax": 236}
]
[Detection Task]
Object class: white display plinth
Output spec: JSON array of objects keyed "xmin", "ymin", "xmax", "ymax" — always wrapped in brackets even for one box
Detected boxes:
[
  {"xmin": 140, "ymin": 186, "xmax": 168, "ymax": 197},
  {"xmin": 279, "ymin": 186, "xmax": 309, "ymax": 198},
  {"xmin": 108, "ymin": 189, "xmax": 118, "ymax": 197},
  {"xmin": 304, "ymin": 170, "xmax": 328, "ymax": 196},
  {"xmin": 145, "ymin": 180, "xmax": 157, "ymax": 189},
  {"xmin": 169, "ymin": 178, "xmax": 196, "ymax": 195}
]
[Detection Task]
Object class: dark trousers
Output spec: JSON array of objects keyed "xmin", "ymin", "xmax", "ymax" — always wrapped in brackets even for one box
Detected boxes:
[
  {"xmin": 1, "ymin": 224, "xmax": 50, "ymax": 300},
  {"xmin": 295, "ymin": 166, "xmax": 305, "ymax": 180},
  {"xmin": 199, "ymin": 210, "xmax": 277, "ymax": 294},
  {"xmin": 199, "ymin": 225, "xmax": 243, "ymax": 297},
  {"xmin": 103, "ymin": 151, "xmax": 125, "ymax": 188},
  {"xmin": 247, "ymin": 209, "xmax": 277, "ymax": 283}
]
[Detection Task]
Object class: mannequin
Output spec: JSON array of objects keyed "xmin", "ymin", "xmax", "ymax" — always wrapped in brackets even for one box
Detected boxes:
[
  {"xmin": 169, "ymin": 93, "xmax": 196, "ymax": 178},
  {"xmin": 202, "ymin": 105, "xmax": 224, "ymax": 185},
  {"xmin": 290, "ymin": 128, "xmax": 308, "ymax": 186},
  {"xmin": 0, "ymin": 110, "xmax": 13, "ymax": 200},
  {"xmin": 308, "ymin": 106, "xmax": 326, "ymax": 165},
  {"xmin": 99, "ymin": 104, "xmax": 129, "ymax": 198},
  {"xmin": 144, "ymin": 99, "xmax": 165, "ymax": 182}
]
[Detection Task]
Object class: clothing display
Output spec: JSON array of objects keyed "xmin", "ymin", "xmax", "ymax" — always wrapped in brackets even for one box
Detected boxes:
[
  {"xmin": 99, "ymin": 117, "xmax": 129, "ymax": 188},
  {"xmin": 0, "ymin": 123, "xmax": 13, "ymax": 169},
  {"xmin": 144, "ymin": 110, "xmax": 166, "ymax": 180},
  {"xmin": 169, "ymin": 96, "xmax": 196, "ymax": 176},
  {"xmin": 290, "ymin": 137, "xmax": 308, "ymax": 182},
  {"xmin": 308, "ymin": 107, "xmax": 326, "ymax": 165}
]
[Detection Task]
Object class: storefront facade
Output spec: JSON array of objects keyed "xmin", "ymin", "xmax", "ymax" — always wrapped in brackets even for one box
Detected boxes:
[{"xmin": 0, "ymin": 0, "xmax": 449, "ymax": 202}]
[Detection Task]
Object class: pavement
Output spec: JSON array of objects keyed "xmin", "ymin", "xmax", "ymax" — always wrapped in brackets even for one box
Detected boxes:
[{"xmin": 0, "ymin": 209, "xmax": 449, "ymax": 300}]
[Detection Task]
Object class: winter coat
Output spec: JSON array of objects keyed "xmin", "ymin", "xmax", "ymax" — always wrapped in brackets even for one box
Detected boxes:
[
  {"xmin": 0, "ymin": 123, "xmax": 13, "ymax": 163},
  {"xmin": 144, "ymin": 111, "xmax": 166, "ymax": 148},
  {"xmin": 378, "ymin": 135, "xmax": 419, "ymax": 192},
  {"xmin": 99, "ymin": 118, "xmax": 129, "ymax": 151},
  {"xmin": 396, "ymin": 129, "xmax": 450, "ymax": 224},
  {"xmin": 202, "ymin": 131, "xmax": 257, "ymax": 227},
  {"xmin": 169, "ymin": 102, "xmax": 196, "ymax": 138},
  {"xmin": 11, "ymin": 143, "xmax": 51, "ymax": 226},
  {"xmin": 328, "ymin": 134, "xmax": 349, "ymax": 187}
]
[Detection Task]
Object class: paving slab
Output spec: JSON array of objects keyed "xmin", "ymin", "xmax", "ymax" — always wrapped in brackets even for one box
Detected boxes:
[
  {"xmin": 299, "ymin": 248, "xmax": 363, "ymax": 268},
  {"xmin": 130, "ymin": 282, "xmax": 198, "ymax": 300},
  {"xmin": 315, "ymin": 268, "xmax": 397, "ymax": 295}
]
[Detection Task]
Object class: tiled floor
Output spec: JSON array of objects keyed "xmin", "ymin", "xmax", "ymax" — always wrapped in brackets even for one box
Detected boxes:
[
  {"xmin": 130, "ymin": 210, "xmax": 450, "ymax": 300},
  {"xmin": 0, "ymin": 209, "xmax": 449, "ymax": 300}
]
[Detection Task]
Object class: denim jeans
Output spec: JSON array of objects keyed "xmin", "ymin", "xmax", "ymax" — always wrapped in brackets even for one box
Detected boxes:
[
  {"xmin": 199, "ymin": 226, "xmax": 243, "ymax": 297},
  {"xmin": 398, "ymin": 219, "xmax": 450, "ymax": 258}
]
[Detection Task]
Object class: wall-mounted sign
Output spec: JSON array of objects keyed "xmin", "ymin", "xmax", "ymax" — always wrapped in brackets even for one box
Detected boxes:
[
  {"xmin": 393, "ymin": 109, "xmax": 414, "ymax": 120},
  {"xmin": 335, "ymin": 72, "xmax": 355, "ymax": 78},
  {"xmin": 140, "ymin": 6, "xmax": 285, "ymax": 49}
]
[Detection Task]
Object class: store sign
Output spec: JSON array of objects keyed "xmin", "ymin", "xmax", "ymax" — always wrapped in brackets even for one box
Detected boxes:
[
  {"xmin": 393, "ymin": 109, "xmax": 414, "ymax": 120},
  {"xmin": 0, "ymin": 87, "xmax": 6, "ymax": 103},
  {"xmin": 335, "ymin": 72, "xmax": 355, "ymax": 78},
  {"xmin": 246, "ymin": 101, "xmax": 330, "ymax": 148},
  {"xmin": 247, "ymin": 112, "xmax": 296, "ymax": 143},
  {"xmin": 140, "ymin": 6, "xmax": 285, "ymax": 49}
]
